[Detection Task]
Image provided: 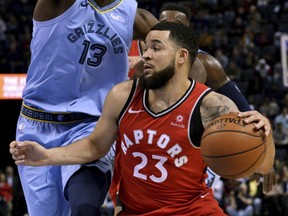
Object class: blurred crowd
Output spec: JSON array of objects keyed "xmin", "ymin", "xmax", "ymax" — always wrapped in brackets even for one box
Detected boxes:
[
  {"xmin": 1, "ymin": 0, "xmax": 288, "ymax": 215},
  {"xmin": 0, "ymin": 166, "xmax": 26, "ymax": 216}
]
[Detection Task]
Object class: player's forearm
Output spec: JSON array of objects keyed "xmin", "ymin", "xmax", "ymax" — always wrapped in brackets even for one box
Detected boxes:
[
  {"xmin": 46, "ymin": 137, "xmax": 105, "ymax": 166},
  {"xmin": 256, "ymin": 131, "xmax": 275, "ymax": 174}
]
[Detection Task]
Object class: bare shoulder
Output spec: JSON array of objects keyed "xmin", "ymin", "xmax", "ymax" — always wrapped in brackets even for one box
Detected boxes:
[
  {"xmin": 100, "ymin": 80, "xmax": 134, "ymax": 122},
  {"xmin": 34, "ymin": 0, "xmax": 76, "ymax": 21},
  {"xmin": 109, "ymin": 80, "xmax": 134, "ymax": 98},
  {"xmin": 197, "ymin": 52, "xmax": 229, "ymax": 89},
  {"xmin": 106, "ymin": 80, "xmax": 134, "ymax": 109},
  {"xmin": 200, "ymin": 91, "xmax": 238, "ymax": 128},
  {"xmin": 134, "ymin": 8, "xmax": 159, "ymax": 40}
]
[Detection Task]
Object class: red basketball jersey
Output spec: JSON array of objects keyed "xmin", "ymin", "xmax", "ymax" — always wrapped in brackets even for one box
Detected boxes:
[{"xmin": 115, "ymin": 79, "xmax": 226, "ymax": 215}]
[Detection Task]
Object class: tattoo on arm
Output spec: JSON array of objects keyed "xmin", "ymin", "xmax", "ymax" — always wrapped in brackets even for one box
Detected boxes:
[{"xmin": 201, "ymin": 92, "xmax": 238, "ymax": 128}]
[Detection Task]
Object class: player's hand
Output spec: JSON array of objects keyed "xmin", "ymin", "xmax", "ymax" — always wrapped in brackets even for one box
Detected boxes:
[
  {"xmin": 128, "ymin": 56, "xmax": 144, "ymax": 70},
  {"xmin": 237, "ymin": 111, "xmax": 271, "ymax": 136},
  {"xmin": 250, "ymin": 167, "xmax": 276, "ymax": 193},
  {"xmin": 9, "ymin": 141, "xmax": 49, "ymax": 166}
]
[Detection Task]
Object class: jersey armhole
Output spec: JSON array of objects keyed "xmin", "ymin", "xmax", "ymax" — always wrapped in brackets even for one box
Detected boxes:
[{"xmin": 189, "ymin": 89, "xmax": 212, "ymax": 147}]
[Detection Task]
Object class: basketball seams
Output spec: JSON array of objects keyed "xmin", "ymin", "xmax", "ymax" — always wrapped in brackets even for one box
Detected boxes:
[
  {"xmin": 201, "ymin": 129, "xmax": 263, "ymax": 141},
  {"xmin": 201, "ymin": 141, "xmax": 265, "ymax": 158},
  {"xmin": 220, "ymin": 151, "xmax": 266, "ymax": 178}
]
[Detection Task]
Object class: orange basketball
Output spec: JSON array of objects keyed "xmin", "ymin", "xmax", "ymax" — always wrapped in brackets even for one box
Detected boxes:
[{"xmin": 201, "ymin": 113, "xmax": 266, "ymax": 179}]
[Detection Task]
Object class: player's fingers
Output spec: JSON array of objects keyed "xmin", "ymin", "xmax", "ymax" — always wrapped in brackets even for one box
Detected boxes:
[
  {"xmin": 239, "ymin": 112, "xmax": 271, "ymax": 136},
  {"xmin": 263, "ymin": 124, "xmax": 271, "ymax": 136},
  {"xmin": 9, "ymin": 141, "xmax": 17, "ymax": 148},
  {"xmin": 9, "ymin": 146, "xmax": 23, "ymax": 156},
  {"xmin": 12, "ymin": 154, "xmax": 25, "ymax": 160},
  {"xmin": 252, "ymin": 117, "xmax": 271, "ymax": 136},
  {"xmin": 238, "ymin": 111, "xmax": 266, "ymax": 123},
  {"xmin": 9, "ymin": 147, "xmax": 17, "ymax": 156},
  {"xmin": 237, "ymin": 111, "xmax": 257, "ymax": 118}
]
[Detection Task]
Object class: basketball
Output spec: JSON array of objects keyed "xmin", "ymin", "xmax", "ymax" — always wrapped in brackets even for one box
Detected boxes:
[{"xmin": 201, "ymin": 113, "xmax": 266, "ymax": 179}]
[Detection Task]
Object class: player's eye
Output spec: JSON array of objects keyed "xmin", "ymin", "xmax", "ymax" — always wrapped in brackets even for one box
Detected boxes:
[{"xmin": 153, "ymin": 46, "xmax": 160, "ymax": 51}]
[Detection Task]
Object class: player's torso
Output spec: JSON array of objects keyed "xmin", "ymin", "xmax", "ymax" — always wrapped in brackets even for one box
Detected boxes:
[
  {"xmin": 23, "ymin": 0, "xmax": 137, "ymax": 115},
  {"xmin": 117, "ymin": 79, "xmax": 211, "ymax": 214}
]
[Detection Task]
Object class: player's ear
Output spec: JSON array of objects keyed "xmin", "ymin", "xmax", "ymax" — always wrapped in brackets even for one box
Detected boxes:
[{"xmin": 177, "ymin": 49, "xmax": 188, "ymax": 63}]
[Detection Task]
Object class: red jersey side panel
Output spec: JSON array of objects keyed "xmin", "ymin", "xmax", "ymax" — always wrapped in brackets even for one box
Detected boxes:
[{"xmin": 116, "ymin": 80, "xmax": 225, "ymax": 215}]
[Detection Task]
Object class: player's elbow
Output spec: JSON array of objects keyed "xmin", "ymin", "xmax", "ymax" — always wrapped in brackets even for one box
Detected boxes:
[{"xmin": 87, "ymin": 137, "xmax": 110, "ymax": 160}]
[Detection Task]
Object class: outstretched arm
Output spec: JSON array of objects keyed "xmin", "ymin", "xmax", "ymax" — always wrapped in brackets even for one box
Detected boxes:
[{"xmin": 10, "ymin": 81, "xmax": 133, "ymax": 166}]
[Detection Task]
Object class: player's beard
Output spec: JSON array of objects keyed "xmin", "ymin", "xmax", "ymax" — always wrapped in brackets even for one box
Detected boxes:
[{"xmin": 139, "ymin": 61, "xmax": 175, "ymax": 90}]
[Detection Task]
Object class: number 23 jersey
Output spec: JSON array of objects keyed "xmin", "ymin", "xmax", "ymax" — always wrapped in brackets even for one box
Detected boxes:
[{"xmin": 116, "ymin": 79, "xmax": 214, "ymax": 215}]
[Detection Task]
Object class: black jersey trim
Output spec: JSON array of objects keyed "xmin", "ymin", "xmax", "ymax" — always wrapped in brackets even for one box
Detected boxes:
[
  {"xmin": 143, "ymin": 79, "xmax": 195, "ymax": 118},
  {"xmin": 189, "ymin": 89, "xmax": 212, "ymax": 147}
]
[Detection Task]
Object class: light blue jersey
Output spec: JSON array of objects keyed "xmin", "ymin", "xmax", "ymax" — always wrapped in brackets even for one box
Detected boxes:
[
  {"xmin": 16, "ymin": 1, "xmax": 137, "ymax": 215},
  {"xmin": 23, "ymin": 0, "xmax": 136, "ymax": 115}
]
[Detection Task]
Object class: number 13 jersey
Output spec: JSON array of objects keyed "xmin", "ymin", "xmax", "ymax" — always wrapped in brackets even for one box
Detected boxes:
[{"xmin": 23, "ymin": 0, "xmax": 136, "ymax": 115}]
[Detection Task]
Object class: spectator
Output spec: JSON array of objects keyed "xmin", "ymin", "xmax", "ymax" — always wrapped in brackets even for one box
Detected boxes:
[
  {"xmin": 273, "ymin": 122, "xmax": 288, "ymax": 160},
  {"xmin": 5, "ymin": 166, "xmax": 26, "ymax": 216},
  {"xmin": 254, "ymin": 58, "xmax": 272, "ymax": 81},
  {"xmin": 246, "ymin": 71, "xmax": 265, "ymax": 96},
  {"xmin": 247, "ymin": 179, "xmax": 262, "ymax": 216},
  {"xmin": 268, "ymin": 97, "xmax": 280, "ymax": 120},
  {"xmin": 262, "ymin": 173, "xmax": 285, "ymax": 216},
  {"xmin": 0, "ymin": 15, "xmax": 6, "ymax": 42},
  {"xmin": 213, "ymin": 178, "xmax": 225, "ymax": 209},
  {"xmin": 274, "ymin": 107, "xmax": 288, "ymax": 131},
  {"xmin": 226, "ymin": 182, "xmax": 254, "ymax": 216},
  {"xmin": 226, "ymin": 61, "xmax": 242, "ymax": 81},
  {"xmin": 214, "ymin": 49, "xmax": 229, "ymax": 69},
  {"xmin": 0, "ymin": 170, "xmax": 13, "ymax": 216}
]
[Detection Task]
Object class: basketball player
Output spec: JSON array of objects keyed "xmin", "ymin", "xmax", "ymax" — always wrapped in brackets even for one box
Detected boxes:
[
  {"xmin": 10, "ymin": 22, "xmax": 275, "ymax": 215},
  {"xmin": 14, "ymin": 0, "xmax": 158, "ymax": 215},
  {"xmin": 127, "ymin": 2, "xmax": 251, "ymax": 191},
  {"xmin": 129, "ymin": 2, "xmax": 251, "ymax": 111}
]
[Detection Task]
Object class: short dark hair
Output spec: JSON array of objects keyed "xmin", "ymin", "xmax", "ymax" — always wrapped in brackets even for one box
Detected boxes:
[
  {"xmin": 150, "ymin": 22, "xmax": 198, "ymax": 65},
  {"xmin": 159, "ymin": 2, "xmax": 192, "ymax": 22}
]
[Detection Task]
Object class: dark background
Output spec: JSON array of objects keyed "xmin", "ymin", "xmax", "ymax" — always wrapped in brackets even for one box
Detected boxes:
[{"xmin": 0, "ymin": 100, "xmax": 22, "ymax": 170}]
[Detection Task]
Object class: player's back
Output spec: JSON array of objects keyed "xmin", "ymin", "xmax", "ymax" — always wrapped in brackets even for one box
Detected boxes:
[{"xmin": 23, "ymin": 0, "xmax": 137, "ymax": 116}]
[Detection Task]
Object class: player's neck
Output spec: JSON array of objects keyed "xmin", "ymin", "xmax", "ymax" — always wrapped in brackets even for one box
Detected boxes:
[{"xmin": 147, "ymin": 78, "xmax": 191, "ymax": 113}]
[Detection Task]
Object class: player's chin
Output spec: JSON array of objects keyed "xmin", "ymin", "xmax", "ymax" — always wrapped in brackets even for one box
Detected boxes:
[{"xmin": 143, "ymin": 69, "xmax": 153, "ymax": 76}]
